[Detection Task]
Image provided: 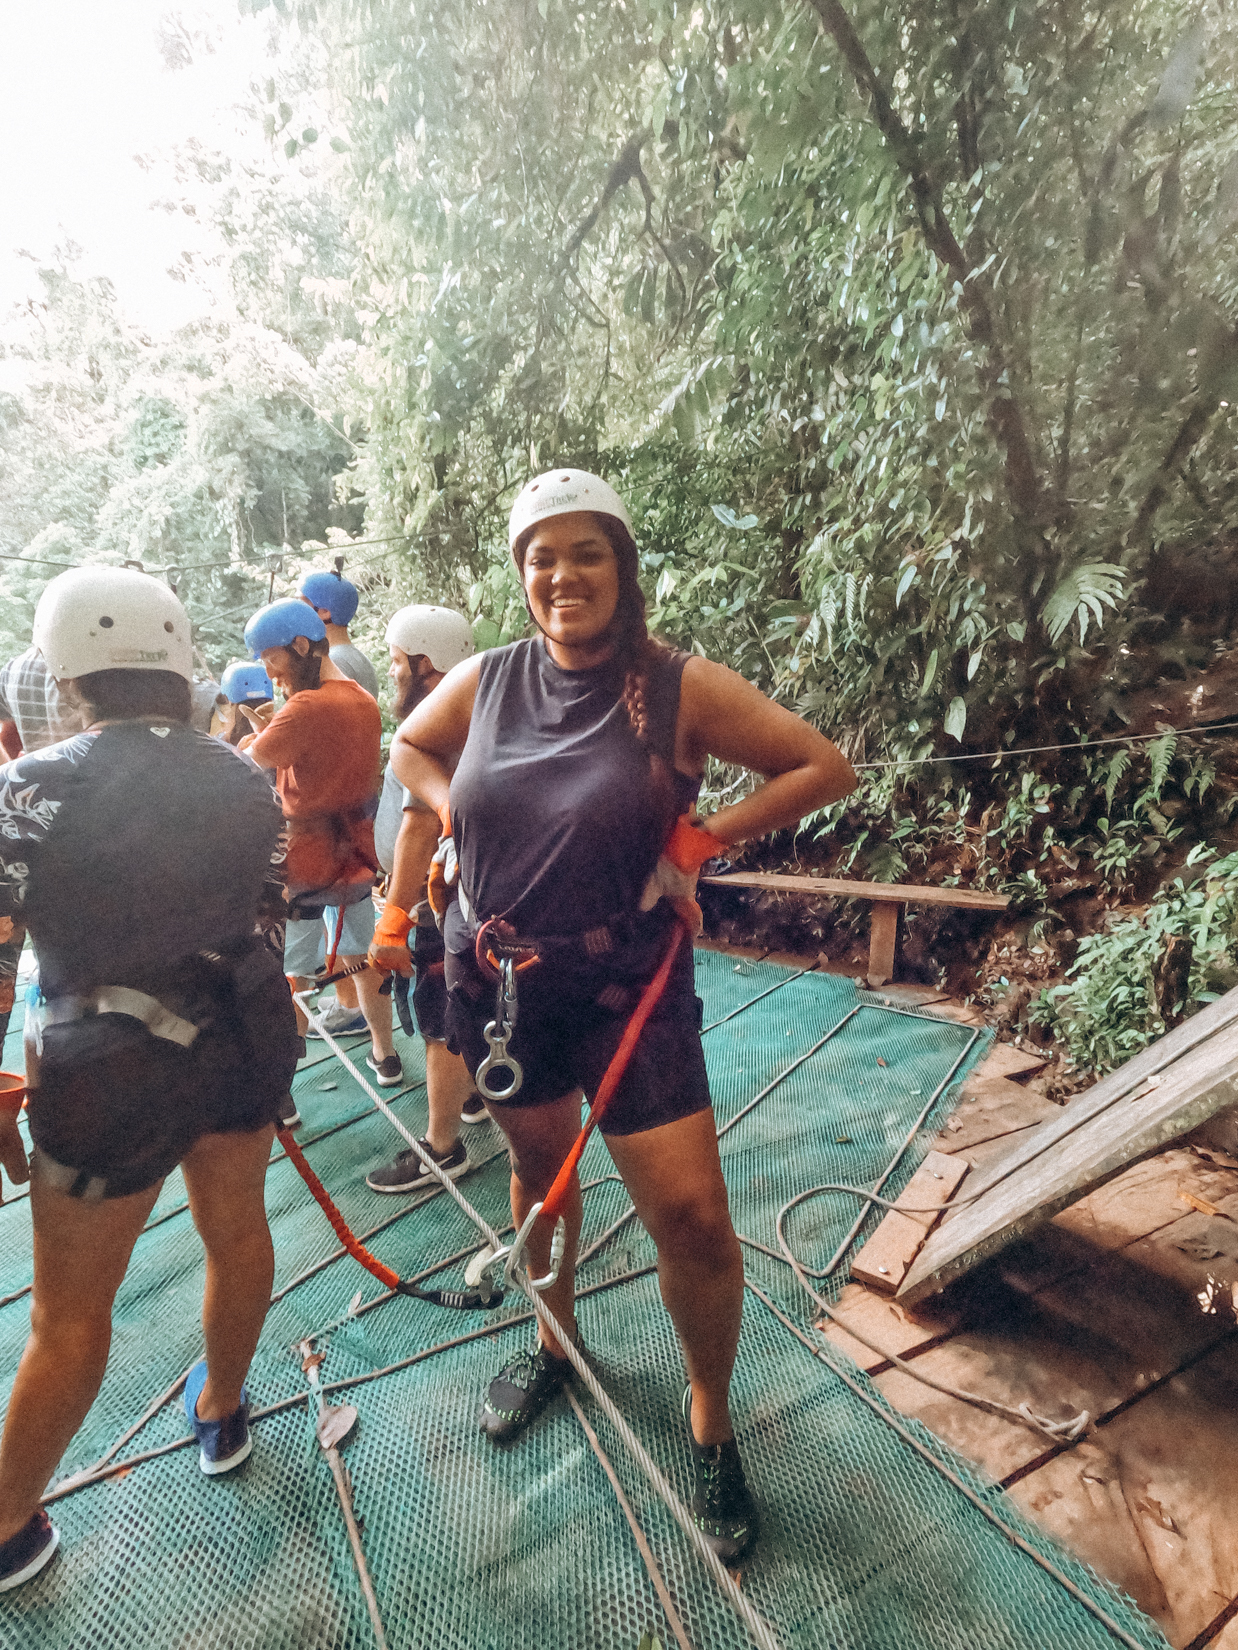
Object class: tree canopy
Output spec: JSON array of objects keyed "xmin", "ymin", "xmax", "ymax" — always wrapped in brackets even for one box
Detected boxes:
[{"xmin": 254, "ymin": 0, "xmax": 1238, "ymax": 756}]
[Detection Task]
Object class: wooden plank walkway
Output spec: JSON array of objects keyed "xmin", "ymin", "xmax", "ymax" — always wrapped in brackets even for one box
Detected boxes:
[{"xmin": 796, "ymin": 999, "xmax": 1238, "ymax": 1650}]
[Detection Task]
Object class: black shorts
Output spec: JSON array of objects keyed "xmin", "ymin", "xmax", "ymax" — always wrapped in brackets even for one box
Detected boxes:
[
  {"xmin": 26, "ymin": 946, "xmax": 300, "ymax": 1200},
  {"xmin": 412, "ymin": 921, "xmax": 447, "ymax": 1043},
  {"xmin": 444, "ymin": 927, "xmax": 711, "ymax": 1135}
]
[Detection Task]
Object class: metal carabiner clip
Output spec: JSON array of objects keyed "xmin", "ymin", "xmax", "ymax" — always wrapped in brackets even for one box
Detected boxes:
[
  {"xmin": 475, "ymin": 956, "xmax": 524, "ymax": 1101},
  {"xmin": 466, "ymin": 1200, "xmax": 566, "ymax": 1297}
]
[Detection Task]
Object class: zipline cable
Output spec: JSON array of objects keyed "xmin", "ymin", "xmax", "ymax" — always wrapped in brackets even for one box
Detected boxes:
[{"xmin": 851, "ymin": 717, "xmax": 1238, "ymax": 770}]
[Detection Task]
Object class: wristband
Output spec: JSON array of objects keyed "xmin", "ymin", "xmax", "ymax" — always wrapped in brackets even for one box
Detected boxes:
[
  {"xmin": 373, "ymin": 902, "xmax": 413, "ymax": 948},
  {"xmin": 0, "ymin": 1073, "xmax": 26, "ymax": 1116},
  {"xmin": 438, "ymin": 803, "xmax": 453, "ymax": 838},
  {"xmin": 663, "ymin": 815, "xmax": 725, "ymax": 875}
]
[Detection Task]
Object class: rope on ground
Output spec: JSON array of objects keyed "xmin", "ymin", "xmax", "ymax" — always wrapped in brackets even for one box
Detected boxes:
[
  {"xmin": 820, "ymin": 1022, "xmax": 983, "ymax": 1273},
  {"xmin": 299, "ymin": 991, "xmax": 785, "ymax": 1650},
  {"xmin": 41, "ymin": 1262, "xmax": 661, "ymax": 1504},
  {"xmin": 744, "ymin": 1282, "xmax": 1152, "ymax": 1650},
  {"xmin": 565, "ymin": 1387, "xmax": 697, "ymax": 1650},
  {"xmin": 269, "ymin": 1143, "xmax": 509, "ymax": 1304},
  {"xmin": 773, "ymin": 1235, "xmax": 1089, "ymax": 1443}
]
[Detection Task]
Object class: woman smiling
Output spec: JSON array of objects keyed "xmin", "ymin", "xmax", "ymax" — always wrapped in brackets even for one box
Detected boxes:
[{"xmin": 390, "ymin": 469, "xmax": 854, "ymax": 1563}]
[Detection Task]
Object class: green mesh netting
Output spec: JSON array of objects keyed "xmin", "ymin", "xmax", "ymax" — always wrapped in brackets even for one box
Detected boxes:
[{"xmin": 0, "ymin": 951, "xmax": 1169, "ymax": 1650}]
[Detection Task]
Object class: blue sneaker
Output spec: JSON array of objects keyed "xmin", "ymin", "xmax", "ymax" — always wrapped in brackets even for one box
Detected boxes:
[
  {"xmin": 185, "ymin": 1360, "xmax": 252, "ymax": 1476},
  {"xmin": 0, "ymin": 1510, "xmax": 59, "ymax": 1592}
]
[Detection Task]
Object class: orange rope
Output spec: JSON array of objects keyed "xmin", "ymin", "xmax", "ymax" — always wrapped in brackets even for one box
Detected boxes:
[
  {"xmin": 277, "ymin": 1124, "xmax": 400, "ymax": 1291},
  {"xmin": 324, "ymin": 903, "xmax": 347, "ymax": 977},
  {"xmin": 540, "ymin": 921, "xmax": 685, "ymax": 1225}
]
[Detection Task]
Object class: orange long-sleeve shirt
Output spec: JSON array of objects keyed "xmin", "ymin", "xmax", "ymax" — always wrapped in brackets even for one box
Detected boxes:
[{"xmin": 246, "ymin": 678, "xmax": 381, "ymax": 896}]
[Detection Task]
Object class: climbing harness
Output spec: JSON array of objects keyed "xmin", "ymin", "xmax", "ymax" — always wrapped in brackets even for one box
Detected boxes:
[
  {"xmin": 465, "ymin": 916, "xmax": 687, "ymax": 1294},
  {"xmin": 33, "ymin": 985, "xmax": 200, "ymax": 1050}
]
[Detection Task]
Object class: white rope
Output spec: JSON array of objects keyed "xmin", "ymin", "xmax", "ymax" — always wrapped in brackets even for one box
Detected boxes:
[{"xmin": 296, "ymin": 992, "xmax": 784, "ymax": 1650}]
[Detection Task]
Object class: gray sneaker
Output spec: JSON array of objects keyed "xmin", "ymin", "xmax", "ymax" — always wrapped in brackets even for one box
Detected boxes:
[
  {"xmin": 365, "ymin": 1052, "xmax": 404, "ymax": 1088},
  {"xmin": 365, "ymin": 1136, "xmax": 469, "ymax": 1193}
]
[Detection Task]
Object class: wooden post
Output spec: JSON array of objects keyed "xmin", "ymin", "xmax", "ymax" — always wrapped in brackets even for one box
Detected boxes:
[{"xmin": 867, "ymin": 902, "xmax": 900, "ymax": 987}]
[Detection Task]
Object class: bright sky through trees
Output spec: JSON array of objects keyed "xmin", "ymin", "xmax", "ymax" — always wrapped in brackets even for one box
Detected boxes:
[{"xmin": 0, "ymin": 1, "xmax": 268, "ymax": 334}]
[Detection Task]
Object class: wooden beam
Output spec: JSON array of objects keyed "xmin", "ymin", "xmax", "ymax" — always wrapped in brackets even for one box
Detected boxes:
[
  {"xmin": 867, "ymin": 902, "xmax": 899, "ymax": 987},
  {"xmin": 701, "ymin": 871, "xmax": 1008, "ymax": 911},
  {"xmin": 851, "ymin": 1151, "xmax": 969, "ymax": 1294}
]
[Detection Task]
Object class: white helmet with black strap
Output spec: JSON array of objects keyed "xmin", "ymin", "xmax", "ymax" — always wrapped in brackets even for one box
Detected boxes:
[
  {"xmin": 507, "ymin": 468, "xmax": 633, "ymax": 551},
  {"xmin": 384, "ymin": 604, "xmax": 474, "ymax": 673},
  {"xmin": 33, "ymin": 566, "xmax": 194, "ymax": 683}
]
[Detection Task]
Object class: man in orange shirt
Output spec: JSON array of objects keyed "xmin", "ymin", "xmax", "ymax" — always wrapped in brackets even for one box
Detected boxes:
[{"xmin": 240, "ymin": 600, "xmax": 399, "ymax": 1088}]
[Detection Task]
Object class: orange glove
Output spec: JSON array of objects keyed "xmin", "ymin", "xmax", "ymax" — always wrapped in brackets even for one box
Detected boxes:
[
  {"xmin": 640, "ymin": 815, "xmax": 726, "ymax": 938},
  {"xmin": 663, "ymin": 816, "xmax": 725, "ymax": 874},
  {"xmin": 427, "ymin": 830, "xmax": 460, "ymax": 929},
  {"xmin": 368, "ymin": 902, "xmax": 414, "ymax": 977}
]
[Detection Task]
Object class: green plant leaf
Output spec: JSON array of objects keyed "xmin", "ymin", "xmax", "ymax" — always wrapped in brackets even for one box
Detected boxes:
[
  {"xmin": 1042, "ymin": 563, "xmax": 1126, "ymax": 645},
  {"xmin": 944, "ymin": 697, "xmax": 967, "ymax": 742}
]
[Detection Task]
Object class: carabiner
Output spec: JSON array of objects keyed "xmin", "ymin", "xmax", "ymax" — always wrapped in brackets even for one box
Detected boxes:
[
  {"xmin": 467, "ymin": 1200, "xmax": 566, "ymax": 1297},
  {"xmin": 475, "ymin": 956, "xmax": 523, "ymax": 1100}
]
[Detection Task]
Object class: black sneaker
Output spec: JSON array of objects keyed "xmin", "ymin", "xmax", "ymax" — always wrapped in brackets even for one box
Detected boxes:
[
  {"xmin": 0, "ymin": 1510, "xmax": 59, "ymax": 1593},
  {"xmin": 365, "ymin": 1051, "xmax": 404, "ymax": 1088},
  {"xmin": 365, "ymin": 1136, "xmax": 468, "ymax": 1193},
  {"xmin": 460, "ymin": 1094, "xmax": 488, "ymax": 1125},
  {"xmin": 682, "ymin": 1385, "xmax": 758, "ymax": 1565},
  {"xmin": 278, "ymin": 1091, "xmax": 301, "ymax": 1129},
  {"xmin": 479, "ymin": 1344, "xmax": 572, "ymax": 1442}
]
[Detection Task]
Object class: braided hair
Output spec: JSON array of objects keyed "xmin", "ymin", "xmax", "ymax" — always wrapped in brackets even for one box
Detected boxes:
[{"xmin": 513, "ymin": 511, "xmax": 679, "ymax": 842}]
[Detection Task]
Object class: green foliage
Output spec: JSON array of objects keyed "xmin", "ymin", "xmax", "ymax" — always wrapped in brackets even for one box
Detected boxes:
[
  {"xmin": 272, "ymin": 0, "xmax": 1238, "ymax": 761},
  {"xmin": 1042, "ymin": 564, "xmax": 1126, "ymax": 646},
  {"xmin": 636, "ymin": 1635, "xmax": 664, "ymax": 1650},
  {"xmin": 0, "ymin": 205, "xmax": 363, "ymax": 669},
  {"xmin": 1031, "ymin": 848, "xmax": 1238, "ymax": 1073}
]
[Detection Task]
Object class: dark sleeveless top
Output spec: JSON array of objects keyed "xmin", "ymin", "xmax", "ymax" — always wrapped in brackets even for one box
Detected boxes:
[{"xmin": 447, "ymin": 638, "xmax": 700, "ymax": 950}]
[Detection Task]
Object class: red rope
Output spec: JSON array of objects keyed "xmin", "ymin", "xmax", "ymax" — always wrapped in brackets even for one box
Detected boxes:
[
  {"xmin": 277, "ymin": 1123, "xmax": 400, "ymax": 1291},
  {"xmin": 540, "ymin": 921, "xmax": 686, "ymax": 1225}
]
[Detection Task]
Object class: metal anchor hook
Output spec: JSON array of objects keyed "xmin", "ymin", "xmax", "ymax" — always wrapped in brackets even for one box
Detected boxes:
[
  {"xmin": 475, "ymin": 955, "xmax": 524, "ymax": 1101},
  {"xmin": 467, "ymin": 1200, "xmax": 566, "ymax": 1298}
]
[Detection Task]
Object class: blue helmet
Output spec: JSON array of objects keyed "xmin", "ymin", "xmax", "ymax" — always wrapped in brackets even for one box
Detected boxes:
[
  {"xmin": 299, "ymin": 570, "xmax": 359, "ymax": 626},
  {"xmin": 244, "ymin": 599, "xmax": 327, "ymax": 660},
  {"xmin": 220, "ymin": 661, "xmax": 274, "ymax": 704}
]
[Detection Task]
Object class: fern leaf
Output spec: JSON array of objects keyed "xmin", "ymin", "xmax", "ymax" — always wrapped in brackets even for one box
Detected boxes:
[
  {"xmin": 1042, "ymin": 562, "xmax": 1126, "ymax": 645},
  {"xmin": 1148, "ymin": 732, "xmax": 1176, "ymax": 795},
  {"xmin": 1103, "ymin": 748, "xmax": 1131, "ymax": 812}
]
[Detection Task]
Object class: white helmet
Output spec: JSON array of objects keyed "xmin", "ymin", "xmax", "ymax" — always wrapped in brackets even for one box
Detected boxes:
[
  {"xmin": 384, "ymin": 604, "xmax": 475, "ymax": 672},
  {"xmin": 508, "ymin": 468, "xmax": 633, "ymax": 551},
  {"xmin": 33, "ymin": 566, "xmax": 194, "ymax": 683}
]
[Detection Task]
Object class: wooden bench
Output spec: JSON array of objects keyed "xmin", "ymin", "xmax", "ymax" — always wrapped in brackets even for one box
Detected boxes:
[{"xmin": 698, "ymin": 872, "xmax": 1009, "ymax": 987}]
